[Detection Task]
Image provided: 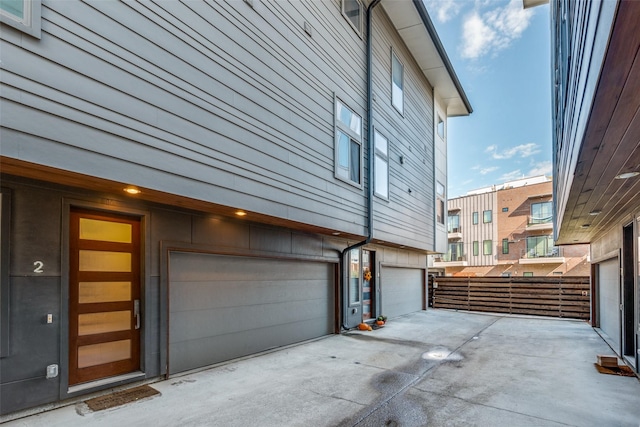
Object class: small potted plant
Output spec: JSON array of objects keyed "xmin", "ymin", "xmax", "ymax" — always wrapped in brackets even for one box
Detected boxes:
[{"xmin": 375, "ymin": 315, "xmax": 387, "ymax": 326}]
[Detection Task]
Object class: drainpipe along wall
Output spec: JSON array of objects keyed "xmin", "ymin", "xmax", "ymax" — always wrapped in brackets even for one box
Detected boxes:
[{"xmin": 340, "ymin": 0, "xmax": 382, "ymax": 330}]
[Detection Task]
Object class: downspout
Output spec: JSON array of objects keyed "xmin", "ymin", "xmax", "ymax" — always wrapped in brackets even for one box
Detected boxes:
[{"xmin": 340, "ymin": 0, "xmax": 382, "ymax": 330}]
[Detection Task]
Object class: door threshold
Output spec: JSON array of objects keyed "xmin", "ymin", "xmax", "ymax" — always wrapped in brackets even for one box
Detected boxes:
[{"xmin": 68, "ymin": 371, "xmax": 145, "ymax": 394}]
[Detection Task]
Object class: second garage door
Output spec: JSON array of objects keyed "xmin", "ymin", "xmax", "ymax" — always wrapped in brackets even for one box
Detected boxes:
[
  {"xmin": 380, "ymin": 267, "xmax": 425, "ymax": 319},
  {"xmin": 168, "ymin": 252, "xmax": 335, "ymax": 375}
]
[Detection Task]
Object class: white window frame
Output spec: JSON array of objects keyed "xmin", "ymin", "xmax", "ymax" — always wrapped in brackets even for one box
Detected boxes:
[
  {"xmin": 391, "ymin": 50, "xmax": 404, "ymax": 115},
  {"xmin": 334, "ymin": 97, "xmax": 363, "ymax": 187},
  {"xmin": 436, "ymin": 181, "xmax": 445, "ymax": 225},
  {"xmin": 374, "ymin": 129, "xmax": 389, "ymax": 199},
  {"xmin": 0, "ymin": 0, "xmax": 41, "ymax": 39},
  {"xmin": 341, "ymin": 0, "xmax": 363, "ymax": 37},
  {"xmin": 436, "ymin": 115, "xmax": 445, "ymax": 139},
  {"xmin": 483, "ymin": 240, "xmax": 493, "ymax": 255}
]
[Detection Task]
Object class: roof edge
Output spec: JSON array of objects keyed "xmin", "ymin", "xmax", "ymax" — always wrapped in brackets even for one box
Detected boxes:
[{"xmin": 412, "ymin": 0, "xmax": 473, "ymax": 115}]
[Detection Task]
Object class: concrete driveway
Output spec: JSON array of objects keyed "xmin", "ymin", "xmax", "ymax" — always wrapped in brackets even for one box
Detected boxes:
[{"xmin": 4, "ymin": 310, "xmax": 640, "ymax": 426}]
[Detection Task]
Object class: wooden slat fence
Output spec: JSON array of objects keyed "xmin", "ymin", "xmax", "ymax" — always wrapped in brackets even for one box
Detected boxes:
[{"xmin": 429, "ymin": 276, "xmax": 590, "ymax": 320}]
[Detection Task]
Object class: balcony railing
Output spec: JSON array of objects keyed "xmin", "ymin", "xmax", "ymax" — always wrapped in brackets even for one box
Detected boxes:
[
  {"xmin": 528, "ymin": 215, "xmax": 552, "ymax": 225},
  {"xmin": 447, "ymin": 226, "xmax": 462, "ymax": 233},
  {"xmin": 519, "ymin": 247, "xmax": 565, "ymax": 264},
  {"xmin": 436, "ymin": 254, "xmax": 467, "ymax": 262}
]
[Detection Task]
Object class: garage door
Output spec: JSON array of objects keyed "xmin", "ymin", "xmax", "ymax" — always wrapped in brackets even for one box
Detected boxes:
[
  {"xmin": 168, "ymin": 252, "xmax": 335, "ymax": 375},
  {"xmin": 380, "ymin": 267, "xmax": 425, "ymax": 319},
  {"xmin": 598, "ymin": 258, "xmax": 620, "ymax": 352}
]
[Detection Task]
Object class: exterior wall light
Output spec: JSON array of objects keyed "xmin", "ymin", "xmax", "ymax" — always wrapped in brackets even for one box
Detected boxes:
[
  {"xmin": 124, "ymin": 187, "xmax": 141, "ymax": 195},
  {"xmin": 235, "ymin": 210, "xmax": 247, "ymax": 217},
  {"xmin": 614, "ymin": 172, "xmax": 639, "ymax": 179}
]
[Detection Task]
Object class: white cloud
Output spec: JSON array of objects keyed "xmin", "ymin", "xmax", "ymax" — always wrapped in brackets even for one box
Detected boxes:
[
  {"xmin": 527, "ymin": 160, "xmax": 552, "ymax": 176},
  {"xmin": 498, "ymin": 170, "xmax": 523, "ymax": 182},
  {"xmin": 424, "ymin": 0, "xmax": 464, "ymax": 23},
  {"xmin": 460, "ymin": 0, "xmax": 534, "ymax": 60},
  {"xmin": 479, "ymin": 166, "xmax": 499, "ymax": 175},
  {"xmin": 486, "ymin": 143, "xmax": 540, "ymax": 159}
]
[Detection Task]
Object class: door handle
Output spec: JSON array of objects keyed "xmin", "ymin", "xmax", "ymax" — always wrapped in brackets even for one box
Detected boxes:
[{"xmin": 134, "ymin": 299, "xmax": 141, "ymax": 330}]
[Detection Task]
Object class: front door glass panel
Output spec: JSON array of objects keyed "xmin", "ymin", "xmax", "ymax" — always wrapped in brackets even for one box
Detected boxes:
[{"xmin": 69, "ymin": 209, "xmax": 141, "ymax": 385}]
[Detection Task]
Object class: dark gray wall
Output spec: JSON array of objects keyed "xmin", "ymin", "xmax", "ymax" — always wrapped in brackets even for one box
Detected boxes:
[
  {"xmin": 1, "ymin": 0, "xmax": 438, "ymax": 250},
  {"xmin": 0, "ymin": 177, "xmax": 346, "ymax": 414}
]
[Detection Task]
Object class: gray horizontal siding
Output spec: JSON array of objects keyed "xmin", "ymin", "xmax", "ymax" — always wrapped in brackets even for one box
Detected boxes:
[
  {"xmin": 1, "ymin": 0, "xmax": 441, "ymax": 249},
  {"xmin": 369, "ymin": 7, "xmax": 436, "ymax": 249},
  {"xmin": 0, "ymin": 0, "xmax": 368, "ymax": 234}
]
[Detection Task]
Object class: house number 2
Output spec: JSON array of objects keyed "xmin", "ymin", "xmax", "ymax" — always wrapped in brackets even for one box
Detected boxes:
[{"xmin": 33, "ymin": 261, "xmax": 44, "ymax": 273}]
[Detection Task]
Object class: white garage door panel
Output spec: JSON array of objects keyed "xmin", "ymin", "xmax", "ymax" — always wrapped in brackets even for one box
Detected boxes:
[
  {"xmin": 598, "ymin": 258, "xmax": 620, "ymax": 352},
  {"xmin": 169, "ymin": 252, "xmax": 335, "ymax": 375},
  {"xmin": 381, "ymin": 267, "xmax": 424, "ymax": 319}
]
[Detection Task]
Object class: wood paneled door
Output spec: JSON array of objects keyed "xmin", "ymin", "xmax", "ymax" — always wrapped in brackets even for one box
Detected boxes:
[{"xmin": 69, "ymin": 208, "xmax": 141, "ymax": 385}]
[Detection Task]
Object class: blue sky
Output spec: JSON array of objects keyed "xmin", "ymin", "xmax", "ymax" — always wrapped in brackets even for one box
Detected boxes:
[{"xmin": 423, "ymin": 0, "xmax": 552, "ymax": 198}]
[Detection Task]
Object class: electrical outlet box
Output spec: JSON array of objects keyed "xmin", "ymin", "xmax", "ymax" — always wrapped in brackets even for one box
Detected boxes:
[{"xmin": 46, "ymin": 364, "xmax": 58, "ymax": 379}]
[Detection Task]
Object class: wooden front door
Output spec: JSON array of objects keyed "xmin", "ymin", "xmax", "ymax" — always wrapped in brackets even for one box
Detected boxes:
[{"xmin": 69, "ymin": 209, "xmax": 141, "ymax": 385}]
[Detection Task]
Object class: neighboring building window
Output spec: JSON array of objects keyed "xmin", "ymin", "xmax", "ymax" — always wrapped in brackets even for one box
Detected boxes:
[
  {"xmin": 448, "ymin": 242, "xmax": 464, "ymax": 261},
  {"xmin": 374, "ymin": 130, "xmax": 389, "ymax": 198},
  {"xmin": 436, "ymin": 181, "xmax": 445, "ymax": 224},
  {"xmin": 523, "ymin": 272, "xmax": 534, "ymax": 277},
  {"xmin": 526, "ymin": 235, "xmax": 556, "ymax": 258},
  {"xmin": 391, "ymin": 51, "xmax": 404, "ymax": 114},
  {"xmin": 0, "ymin": 188, "xmax": 10, "ymax": 357},
  {"xmin": 0, "ymin": 0, "xmax": 41, "ymax": 38},
  {"xmin": 530, "ymin": 201, "xmax": 552, "ymax": 224},
  {"xmin": 437, "ymin": 115, "xmax": 445, "ymax": 139},
  {"xmin": 472, "ymin": 211, "xmax": 478, "ymax": 225},
  {"xmin": 447, "ymin": 214, "xmax": 460, "ymax": 233},
  {"xmin": 335, "ymin": 98, "xmax": 362, "ymax": 185},
  {"xmin": 502, "ymin": 272, "xmax": 511, "ymax": 278},
  {"xmin": 473, "ymin": 241, "xmax": 479, "ymax": 256},
  {"xmin": 341, "ymin": 0, "xmax": 362, "ymax": 36},
  {"xmin": 483, "ymin": 210, "xmax": 492, "ymax": 223},
  {"xmin": 502, "ymin": 207, "xmax": 509, "ymax": 212},
  {"xmin": 483, "ymin": 240, "xmax": 492, "ymax": 255},
  {"xmin": 502, "ymin": 238, "xmax": 509, "ymax": 254}
]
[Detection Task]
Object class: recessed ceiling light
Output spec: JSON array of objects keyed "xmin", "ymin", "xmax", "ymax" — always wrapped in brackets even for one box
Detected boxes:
[
  {"xmin": 235, "ymin": 210, "xmax": 247, "ymax": 217},
  {"xmin": 332, "ymin": 232, "xmax": 341, "ymax": 236},
  {"xmin": 124, "ymin": 187, "xmax": 141, "ymax": 195},
  {"xmin": 615, "ymin": 171, "xmax": 640, "ymax": 179},
  {"xmin": 589, "ymin": 210, "xmax": 601, "ymax": 215}
]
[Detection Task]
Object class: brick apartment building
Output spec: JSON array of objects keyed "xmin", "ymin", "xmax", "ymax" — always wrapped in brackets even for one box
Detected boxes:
[{"xmin": 433, "ymin": 176, "xmax": 590, "ymax": 277}]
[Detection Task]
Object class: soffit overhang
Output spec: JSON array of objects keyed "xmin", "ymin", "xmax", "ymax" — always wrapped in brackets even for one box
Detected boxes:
[
  {"xmin": 555, "ymin": 0, "xmax": 640, "ymax": 245},
  {"xmin": 381, "ymin": 0, "xmax": 472, "ymax": 117}
]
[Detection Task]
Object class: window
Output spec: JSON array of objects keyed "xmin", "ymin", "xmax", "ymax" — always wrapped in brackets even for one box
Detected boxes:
[
  {"xmin": 483, "ymin": 240, "xmax": 492, "ymax": 255},
  {"xmin": 447, "ymin": 242, "xmax": 464, "ymax": 261},
  {"xmin": 473, "ymin": 241, "xmax": 479, "ymax": 256},
  {"xmin": 391, "ymin": 51, "xmax": 404, "ymax": 114},
  {"xmin": 447, "ymin": 214, "xmax": 460, "ymax": 233},
  {"xmin": 530, "ymin": 201, "xmax": 552, "ymax": 224},
  {"xmin": 436, "ymin": 181, "xmax": 445, "ymax": 224},
  {"xmin": 335, "ymin": 98, "xmax": 362, "ymax": 185},
  {"xmin": 437, "ymin": 115, "xmax": 445, "ymax": 139},
  {"xmin": 374, "ymin": 130, "xmax": 389, "ymax": 198},
  {"xmin": 523, "ymin": 272, "xmax": 534, "ymax": 277},
  {"xmin": 526, "ymin": 235, "xmax": 556, "ymax": 258},
  {"xmin": 0, "ymin": 188, "xmax": 10, "ymax": 357},
  {"xmin": 502, "ymin": 238, "xmax": 509, "ymax": 254},
  {"xmin": 483, "ymin": 210, "xmax": 492, "ymax": 223},
  {"xmin": 348, "ymin": 249, "xmax": 360, "ymax": 305},
  {"xmin": 472, "ymin": 211, "xmax": 478, "ymax": 225},
  {"xmin": 0, "ymin": 0, "xmax": 40, "ymax": 38},
  {"xmin": 341, "ymin": 0, "xmax": 362, "ymax": 35},
  {"xmin": 502, "ymin": 207, "xmax": 509, "ymax": 212}
]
